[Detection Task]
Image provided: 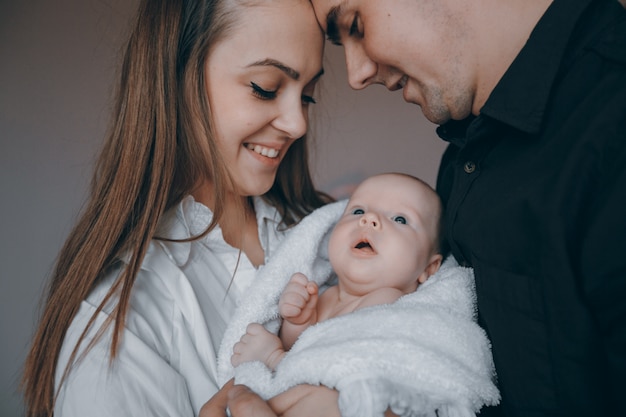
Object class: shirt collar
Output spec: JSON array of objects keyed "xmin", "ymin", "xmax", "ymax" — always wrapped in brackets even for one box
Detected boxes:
[
  {"xmin": 438, "ymin": 0, "xmax": 595, "ymax": 145},
  {"xmin": 252, "ymin": 196, "xmax": 282, "ymax": 228},
  {"xmin": 479, "ymin": 0, "xmax": 594, "ymax": 134},
  {"xmin": 153, "ymin": 196, "xmax": 199, "ymax": 266},
  {"xmin": 155, "ymin": 195, "xmax": 282, "ymax": 267}
]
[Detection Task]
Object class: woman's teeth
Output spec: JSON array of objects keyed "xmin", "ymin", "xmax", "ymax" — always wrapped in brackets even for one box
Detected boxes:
[{"xmin": 246, "ymin": 143, "xmax": 279, "ymax": 158}]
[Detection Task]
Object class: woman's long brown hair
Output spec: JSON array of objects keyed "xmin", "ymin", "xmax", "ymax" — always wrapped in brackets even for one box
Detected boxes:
[{"xmin": 21, "ymin": 1, "xmax": 331, "ymax": 416}]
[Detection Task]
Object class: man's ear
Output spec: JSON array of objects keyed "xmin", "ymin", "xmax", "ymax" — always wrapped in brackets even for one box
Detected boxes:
[{"xmin": 417, "ymin": 254, "xmax": 443, "ymax": 284}]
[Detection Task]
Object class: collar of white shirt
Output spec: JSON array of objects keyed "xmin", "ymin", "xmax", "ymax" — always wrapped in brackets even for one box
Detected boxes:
[{"xmin": 154, "ymin": 195, "xmax": 282, "ymax": 267}]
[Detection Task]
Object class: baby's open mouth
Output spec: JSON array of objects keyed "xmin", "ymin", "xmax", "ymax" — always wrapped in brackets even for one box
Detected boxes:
[
  {"xmin": 354, "ymin": 240, "xmax": 375, "ymax": 254},
  {"xmin": 245, "ymin": 143, "xmax": 279, "ymax": 158}
]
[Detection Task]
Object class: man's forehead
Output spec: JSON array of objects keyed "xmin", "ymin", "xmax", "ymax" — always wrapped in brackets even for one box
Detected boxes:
[{"xmin": 311, "ymin": 0, "xmax": 348, "ymax": 46}]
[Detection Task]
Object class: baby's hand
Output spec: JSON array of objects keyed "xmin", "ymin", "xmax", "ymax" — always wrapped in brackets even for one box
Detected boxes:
[
  {"xmin": 279, "ymin": 273, "xmax": 319, "ymax": 325},
  {"xmin": 231, "ymin": 323, "xmax": 285, "ymax": 370}
]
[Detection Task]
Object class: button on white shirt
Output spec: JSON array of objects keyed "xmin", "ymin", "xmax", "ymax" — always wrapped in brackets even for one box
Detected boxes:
[{"xmin": 54, "ymin": 196, "xmax": 288, "ymax": 417}]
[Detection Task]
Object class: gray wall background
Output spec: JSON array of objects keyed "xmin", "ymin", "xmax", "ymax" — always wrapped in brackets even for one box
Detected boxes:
[{"xmin": 0, "ymin": 1, "xmax": 446, "ymax": 415}]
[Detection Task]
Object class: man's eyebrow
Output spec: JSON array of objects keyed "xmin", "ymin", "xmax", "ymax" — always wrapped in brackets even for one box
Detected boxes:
[
  {"xmin": 326, "ymin": 5, "xmax": 343, "ymax": 46},
  {"xmin": 247, "ymin": 59, "xmax": 300, "ymax": 80}
]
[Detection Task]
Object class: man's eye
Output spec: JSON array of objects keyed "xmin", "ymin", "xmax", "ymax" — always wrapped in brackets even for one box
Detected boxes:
[
  {"xmin": 250, "ymin": 82, "xmax": 277, "ymax": 100},
  {"xmin": 393, "ymin": 216, "xmax": 407, "ymax": 225},
  {"xmin": 349, "ymin": 13, "xmax": 363, "ymax": 38},
  {"xmin": 352, "ymin": 208, "xmax": 365, "ymax": 215}
]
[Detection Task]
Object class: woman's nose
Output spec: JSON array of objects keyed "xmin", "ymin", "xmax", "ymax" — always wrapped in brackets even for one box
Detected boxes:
[
  {"xmin": 345, "ymin": 43, "xmax": 377, "ymax": 90},
  {"xmin": 272, "ymin": 98, "xmax": 308, "ymax": 140},
  {"xmin": 359, "ymin": 212, "xmax": 381, "ymax": 229}
]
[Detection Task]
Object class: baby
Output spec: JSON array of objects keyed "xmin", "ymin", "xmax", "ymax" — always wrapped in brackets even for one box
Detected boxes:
[{"xmin": 231, "ymin": 173, "xmax": 443, "ymax": 369}]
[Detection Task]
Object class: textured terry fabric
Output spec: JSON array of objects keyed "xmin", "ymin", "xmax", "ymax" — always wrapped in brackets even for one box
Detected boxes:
[{"xmin": 219, "ymin": 201, "xmax": 499, "ymax": 417}]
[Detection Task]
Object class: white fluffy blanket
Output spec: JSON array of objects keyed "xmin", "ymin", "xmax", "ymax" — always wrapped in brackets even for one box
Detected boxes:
[{"xmin": 217, "ymin": 200, "xmax": 500, "ymax": 417}]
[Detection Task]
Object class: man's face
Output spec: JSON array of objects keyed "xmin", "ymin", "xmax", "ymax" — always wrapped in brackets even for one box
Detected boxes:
[{"xmin": 310, "ymin": 0, "xmax": 477, "ymax": 124}]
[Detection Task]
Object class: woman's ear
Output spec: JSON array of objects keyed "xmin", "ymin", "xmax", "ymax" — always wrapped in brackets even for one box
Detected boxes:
[{"xmin": 417, "ymin": 254, "xmax": 443, "ymax": 284}]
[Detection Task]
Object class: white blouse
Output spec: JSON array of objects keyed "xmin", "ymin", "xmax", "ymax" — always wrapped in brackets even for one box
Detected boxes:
[{"xmin": 54, "ymin": 196, "xmax": 288, "ymax": 417}]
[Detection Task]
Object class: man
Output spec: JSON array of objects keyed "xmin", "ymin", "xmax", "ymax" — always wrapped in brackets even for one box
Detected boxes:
[{"xmin": 307, "ymin": 0, "xmax": 626, "ymax": 416}]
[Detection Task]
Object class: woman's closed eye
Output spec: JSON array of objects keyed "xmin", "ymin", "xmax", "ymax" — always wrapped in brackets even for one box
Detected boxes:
[
  {"xmin": 250, "ymin": 82, "xmax": 277, "ymax": 100},
  {"xmin": 251, "ymin": 82, "xmax": 316, "ymax": 105}
]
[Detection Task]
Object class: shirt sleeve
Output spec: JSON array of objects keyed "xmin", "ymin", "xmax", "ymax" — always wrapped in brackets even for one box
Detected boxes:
[
  {"xmin": 54, "ymin": 301, "xmax": 199, "ymax": 417},
  {"xmin": 53, "ymin": 260, "xmax": 223, "ymax": 417}
]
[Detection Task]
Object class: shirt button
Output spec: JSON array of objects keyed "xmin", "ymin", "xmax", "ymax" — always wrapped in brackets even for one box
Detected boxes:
[{"xmin": 464, "ymin": 161, "xmax": 476, "ymax": 174}]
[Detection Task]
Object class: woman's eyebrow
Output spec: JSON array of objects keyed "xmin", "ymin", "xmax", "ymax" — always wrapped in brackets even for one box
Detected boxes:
[
  {"xmin": 247, "ymin": 59, "xmax": 325, "ymax": 83},
  {"xmin": 248, "ymin": 59, "xmax": 300, "ymax": 80}
]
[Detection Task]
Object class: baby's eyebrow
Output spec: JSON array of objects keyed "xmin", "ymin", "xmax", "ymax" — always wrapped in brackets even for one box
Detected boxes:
[{"xmin": 326, "ymin": 5, "xmax": 343, "ymax": 45}]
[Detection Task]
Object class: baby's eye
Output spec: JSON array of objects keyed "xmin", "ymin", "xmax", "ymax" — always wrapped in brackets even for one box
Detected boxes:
[
  {"xmin": 351, "ymin": 208, "xmax": 365, "ymax": 215},
  {"xmin": 250, "ymin": 82, "xmax": 277, "ymax": 100},
  {"xmin": 393, "ymin": 215, "xmax": 407, "ymax": 225}
]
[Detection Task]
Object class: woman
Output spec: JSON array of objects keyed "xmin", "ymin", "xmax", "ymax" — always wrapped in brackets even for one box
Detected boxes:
[{"xmin": 21, "ymin": 0, "xmax": 337, "ymax": 415}]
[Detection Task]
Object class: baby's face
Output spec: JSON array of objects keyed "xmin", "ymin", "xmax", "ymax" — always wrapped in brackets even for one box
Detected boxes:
[{"xmin": 328, "ymin": 174, "xmax": 441, "ymax": 295}]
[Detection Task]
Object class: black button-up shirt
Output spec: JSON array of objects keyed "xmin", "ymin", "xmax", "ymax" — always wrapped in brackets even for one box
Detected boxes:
[{"xmin": 436, "ymin": 0, "xmax": 626, "ymax": 415}]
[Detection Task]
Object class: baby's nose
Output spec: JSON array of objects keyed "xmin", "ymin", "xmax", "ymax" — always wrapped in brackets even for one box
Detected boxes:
[{"xmin": 359, "ymin": 213, "xmax": 380, "ymax": 229}]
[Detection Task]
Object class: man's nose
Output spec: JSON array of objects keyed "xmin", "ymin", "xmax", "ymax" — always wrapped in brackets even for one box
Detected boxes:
[{"xmin": 345, "ymin": 44, "xmax": 377, "ymax": 90}]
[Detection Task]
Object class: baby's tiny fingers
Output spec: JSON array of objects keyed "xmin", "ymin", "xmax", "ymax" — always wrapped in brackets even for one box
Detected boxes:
[
  {"xmin": 233, "ymin": 341, "xmax": 244, "ymax": 353},
  {"xmin": 306, "ymin": 281, "xmax": 319, "ymax": 295},
  {"xmin": 231, "ymin": 352, "xmax": 241, "ymax": 366},
  {"xmin": 281, "ymin": 303, "xmax": 302, "ymax": 318},
  {"xmin": 289, "ymin": 272, "xmax": 309, "ymax": 285},
  {"xmin": 246, "ymin": 323, "xmax": 265, "ymax": 335}
]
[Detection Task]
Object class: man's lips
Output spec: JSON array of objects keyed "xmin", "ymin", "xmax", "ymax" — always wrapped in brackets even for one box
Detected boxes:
[
  {"xmin": 386, "ymin": 74, "xmax": 408, "ymax": 91},
  {"xmin": 397, "ymin": 74, "xmax": 408, "ymax": 89}
]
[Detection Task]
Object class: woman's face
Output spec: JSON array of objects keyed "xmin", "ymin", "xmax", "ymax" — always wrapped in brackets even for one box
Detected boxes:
[{"xmin": 205, "ymin": 0, "xmax": 324, "ymax": 197}]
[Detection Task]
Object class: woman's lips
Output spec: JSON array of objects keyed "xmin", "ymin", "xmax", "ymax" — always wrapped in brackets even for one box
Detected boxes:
[{"xmin": 245, "ymin": 143, "xmax": 279, "ymax": 158}]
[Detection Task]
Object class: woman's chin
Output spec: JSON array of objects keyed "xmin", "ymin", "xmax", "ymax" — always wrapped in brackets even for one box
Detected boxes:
[{"xmin": 238, "ymin": 180, "xmax": 275, "ymax": 198}]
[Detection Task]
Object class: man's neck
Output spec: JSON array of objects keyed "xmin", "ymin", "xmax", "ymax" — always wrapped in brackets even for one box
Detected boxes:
[{"xmin": 472, "ymin": 0, "xmax": 554, "ymax": 114}]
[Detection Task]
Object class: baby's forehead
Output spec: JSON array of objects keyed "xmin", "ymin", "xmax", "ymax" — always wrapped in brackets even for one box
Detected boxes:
[
  {"xmin": 353, "ymin": 175, "xmax": 433, "ymax": 199},
  {"xmin": 349, "ymin": 176, "xmax": 440, "ymax": 214}
]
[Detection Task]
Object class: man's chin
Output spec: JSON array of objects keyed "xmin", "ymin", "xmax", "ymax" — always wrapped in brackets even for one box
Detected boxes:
[{"xmin": 420, "ymin": 107, "xmax": 451, "ymax": 126}]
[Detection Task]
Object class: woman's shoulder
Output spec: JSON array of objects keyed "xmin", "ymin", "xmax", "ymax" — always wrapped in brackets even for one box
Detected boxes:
[
  {"xmin": 56, "ymin": 252, "xmax": 213, "ymax": 415},
  {"xmin": 81, "ymin": 250, "xmax": 183, "ymax": 353}
]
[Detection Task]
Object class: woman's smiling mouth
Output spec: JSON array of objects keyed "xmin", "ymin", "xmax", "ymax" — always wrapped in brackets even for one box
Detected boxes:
[{"xmin": 245, "ymin": 143, "xmax": 279, "ymax": 158}]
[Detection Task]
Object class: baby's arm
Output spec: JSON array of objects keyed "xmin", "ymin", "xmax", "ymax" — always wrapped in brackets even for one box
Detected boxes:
[
  {"xmin": 231, "ymin": 323, "xmax": 286, "ymax": 371},
  {"xmin": 278, "ymin": 273, "xmax": 319, "ymax": 350}
]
